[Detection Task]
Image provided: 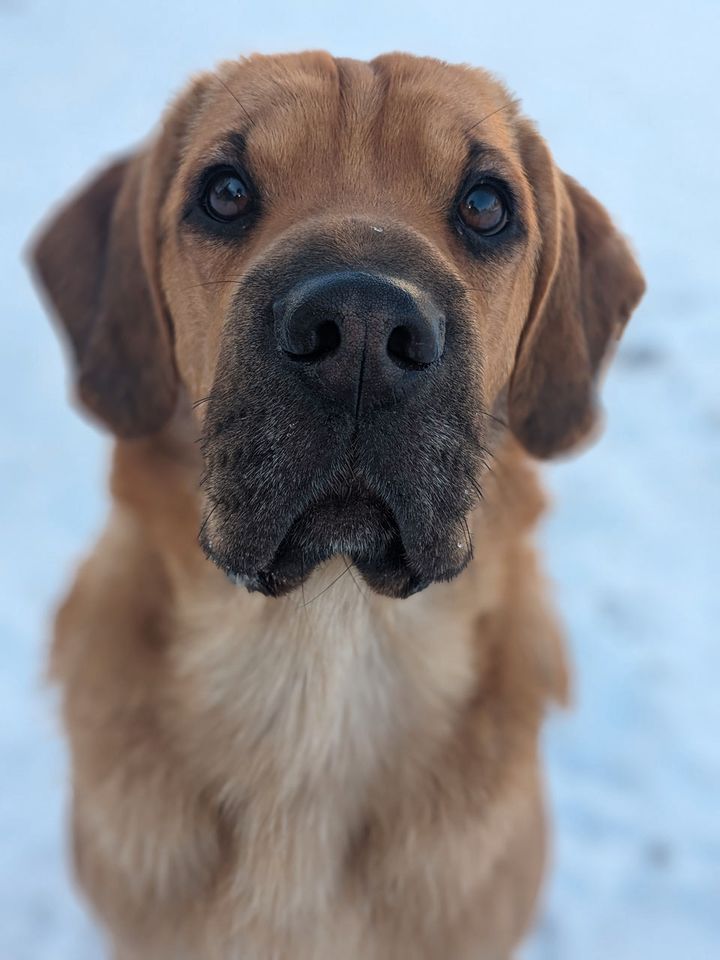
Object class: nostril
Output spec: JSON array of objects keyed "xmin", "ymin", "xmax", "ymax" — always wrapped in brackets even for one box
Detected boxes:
[
  {"xmin": 387, "ymin": 326, "xmax": 416, "ymax": 367},
  {"xmin": 387, "ymin": 323, "xmax": 442, "ymax": 370},
  {"xmin": 283, "ymin": 319, "xmax": 341, "ymax": 363}
]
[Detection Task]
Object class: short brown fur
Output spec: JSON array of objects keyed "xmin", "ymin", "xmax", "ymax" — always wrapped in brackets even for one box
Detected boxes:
[{"xmin": 33, "ymin": 52, "xmax": 644, "ymax": 959}]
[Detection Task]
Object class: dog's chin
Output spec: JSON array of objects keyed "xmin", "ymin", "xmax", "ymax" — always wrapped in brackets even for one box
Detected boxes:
[{"xmin": 201, "ymin": 492, "xmax": 469, "ymax": 600}]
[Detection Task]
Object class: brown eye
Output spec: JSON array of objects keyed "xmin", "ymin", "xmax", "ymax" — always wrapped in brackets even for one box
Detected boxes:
[
  {"xmin": 203, "ymin": 170, "xmax": 252, "ymax": 221},
  {"xmin": 458, "ymin": 183, "xmax": 508, "ymax": 236}
]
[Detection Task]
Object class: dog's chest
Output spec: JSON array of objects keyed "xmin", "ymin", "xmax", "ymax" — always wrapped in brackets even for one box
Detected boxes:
[{"xmin": 171, "ymin": 569, "xmax": 477, "ymax": 948}]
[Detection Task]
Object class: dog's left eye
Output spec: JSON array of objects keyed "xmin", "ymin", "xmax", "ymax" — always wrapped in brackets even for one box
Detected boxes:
[
  {"xmin": 458, "ymin": 183, "xmax": 508, "ymax": 236},
  {"xmin": 202, "ymin": 170, "xmax": 252, "ymax": 222}
]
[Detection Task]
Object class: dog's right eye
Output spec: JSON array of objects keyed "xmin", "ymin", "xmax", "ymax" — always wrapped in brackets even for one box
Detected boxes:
[{"xmin": 202, "ymin": 170, "xmax": 253, "ymax": 222}]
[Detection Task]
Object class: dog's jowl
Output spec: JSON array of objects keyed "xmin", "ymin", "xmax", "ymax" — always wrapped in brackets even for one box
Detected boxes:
[{"xmin": 32, "ymin": 52, "xmax": 644, "ymax": 960}]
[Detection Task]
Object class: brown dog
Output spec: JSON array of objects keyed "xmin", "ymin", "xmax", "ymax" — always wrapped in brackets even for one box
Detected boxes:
[{"xmin": 32, "ymin": 52, "xmax": 644, "ymax": 960}]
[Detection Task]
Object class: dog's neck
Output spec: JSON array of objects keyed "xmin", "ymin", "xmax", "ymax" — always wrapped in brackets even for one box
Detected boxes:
[
  {"xmin": 109, "ymin": 423, "xmax": 549, "ymax": 805},
  {"xmin": 101, "ymin": 425, "xmax": 567, "ymax": 934}
]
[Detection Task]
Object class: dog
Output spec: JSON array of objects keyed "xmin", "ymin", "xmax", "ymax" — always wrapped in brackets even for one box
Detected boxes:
[{"xmin": 31, "ymin": 51, "xmax": 645, "ymax": 960}]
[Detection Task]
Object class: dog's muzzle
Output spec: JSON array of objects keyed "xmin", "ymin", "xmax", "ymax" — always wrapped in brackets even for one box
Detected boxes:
[{"xmin": 198, "ymin": 228, "xmax": 485, "ymax": 599}]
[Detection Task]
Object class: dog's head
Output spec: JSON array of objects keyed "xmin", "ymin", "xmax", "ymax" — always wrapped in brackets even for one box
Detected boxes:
[{"xmin": 32, "ymin": 53, "xmax": 644, "ymax": 598}]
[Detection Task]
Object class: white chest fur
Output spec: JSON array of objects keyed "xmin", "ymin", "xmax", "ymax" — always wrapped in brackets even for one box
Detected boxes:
[{"xmin": 168, "ymin": 560, "xmax": 481, "ymax": 938}]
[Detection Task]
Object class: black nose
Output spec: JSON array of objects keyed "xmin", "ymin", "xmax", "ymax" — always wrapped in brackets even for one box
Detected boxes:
[{"xmin": 273, "ymin": 272, "xmax": 445, "ymax": 413}]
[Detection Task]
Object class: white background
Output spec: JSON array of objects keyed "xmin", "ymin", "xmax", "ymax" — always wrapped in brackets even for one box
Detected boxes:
[{"xmin": 1, "ymin": 1, "xmax": 718, "ymax": 956}]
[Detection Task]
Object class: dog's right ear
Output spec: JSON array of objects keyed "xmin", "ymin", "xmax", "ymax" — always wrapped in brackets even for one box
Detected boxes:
[{"xmin": 30, "ymin": 151, "xmax": 177, "ymax": 437}]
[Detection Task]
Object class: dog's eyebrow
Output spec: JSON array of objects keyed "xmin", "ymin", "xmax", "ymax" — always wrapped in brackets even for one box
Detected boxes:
[
  {"xmin": 202, "ymin": 131, "xmax": 250, "ymax": 169},
  {"xmin": 463, "ymin": 138, "xmax": 513, "ymax": 174}
]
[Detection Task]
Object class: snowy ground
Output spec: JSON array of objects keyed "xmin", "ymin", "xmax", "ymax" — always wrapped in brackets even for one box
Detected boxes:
[{"xmin": 1, "ymin": 0, "xmax": 718, "ymax": 957}]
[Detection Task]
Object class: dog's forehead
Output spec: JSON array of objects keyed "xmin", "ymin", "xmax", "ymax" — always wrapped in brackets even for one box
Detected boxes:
[{"xmin": 179, "ymin": 53, "xmax": 522, "ymax": 208}]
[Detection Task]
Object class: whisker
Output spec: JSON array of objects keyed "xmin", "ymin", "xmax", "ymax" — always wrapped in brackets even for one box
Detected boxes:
[
  {"xmin": 468, "ymin": 474, "xmax": 485, "ymax": 503},
  {"xmin": 477, "ymin": 457, "xmax": 494, "ymax": 479},
  {"xmin": 462, "ymin": 515, "xmax": 475, "ymax": 561},
  {"xmin": 345, "ymin": 560, "xmax": 369, "ymax": 604},
  {"xmin": 297, "ymin": 554, "xmax": 312, "ymax": 617},
  {"xmin": 198, "ymin": 421, "xmax": 251, "ymax": 448},
  {"xmin": 198, "ymin": 502, "xmax": 219, "ymax": 540},
  {"xmin": 466, "ymin": 97, "xmax": 521, "ymax": 135},
  {"xmin": 179, "ymin": 279, "xmax": 244, "ymax": 295},
  {"xmin": 477, "ymin": 442, "xmax": 497, "ymax": 475},
  {"xmin": 302, "ymin": 564, "xmax": 351, "ymax": 607},
  {"xmin": 192, "ymin": 395, "xmax": 213, "ymax": 409},
  {"xmin": 479, "ymin": 410, "xmax": 508, "ymax": 430},
  {"xmin": 211, "ymin": 72, "xmax": 253, "ymax": 126}
]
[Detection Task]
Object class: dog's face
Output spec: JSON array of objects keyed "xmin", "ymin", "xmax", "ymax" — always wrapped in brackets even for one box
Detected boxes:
[{"xmin": 32, "ymin": 53, "xmax": 644, "ymax": 598}]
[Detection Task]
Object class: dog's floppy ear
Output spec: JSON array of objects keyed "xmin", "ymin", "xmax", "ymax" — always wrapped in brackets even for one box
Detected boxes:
[
  {"xmin": 31, "ymin": 150, "xmax": 177, "ymax": 437},
  {"xmin": 509, "ymin": 122, "xmax": 645, "ymax": 459}
]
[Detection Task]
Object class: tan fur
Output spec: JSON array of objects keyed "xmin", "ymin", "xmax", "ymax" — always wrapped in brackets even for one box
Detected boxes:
[
  {"xmin": 35, "ymin": 52, "xmax": 644, "ymax": 959},
  {"xmin": 54, "ymin": 431, "xmax": 564, "ymax": 960}
]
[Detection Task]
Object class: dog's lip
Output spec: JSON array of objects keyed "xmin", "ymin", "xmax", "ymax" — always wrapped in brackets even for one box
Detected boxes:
[
  {"xmin": 265, "ymin": 498, "xmax": 408, "ymax": 598},
  {"xmin": 200, "ymin": 487, "xmax": 457, "ymax": 599},
  {"xmin": 245, "ymin": 492, "xmax": 410, "ymax": 597}
]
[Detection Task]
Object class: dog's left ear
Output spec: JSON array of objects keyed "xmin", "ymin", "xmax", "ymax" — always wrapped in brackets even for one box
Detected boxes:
[{"xmin": 509, "ymin": 122, "xmax": 646, "ymax": 459}]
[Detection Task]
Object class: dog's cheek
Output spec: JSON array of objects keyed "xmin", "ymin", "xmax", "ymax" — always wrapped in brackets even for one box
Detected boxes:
[
  {"xmin": 160, "ymin": 235, "xmax": 233, "ymax": 405},
  {"xmin": 462, "ymin": 256, "xmax": 537, "ymax": 416}
]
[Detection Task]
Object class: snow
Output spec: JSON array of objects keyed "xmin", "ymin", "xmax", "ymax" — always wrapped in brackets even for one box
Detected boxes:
[{"xmin": 1, "ymin": 0, "xmax": 718, "ymax": 956}]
